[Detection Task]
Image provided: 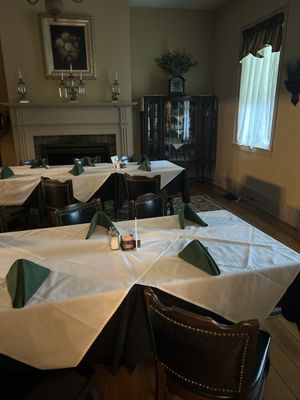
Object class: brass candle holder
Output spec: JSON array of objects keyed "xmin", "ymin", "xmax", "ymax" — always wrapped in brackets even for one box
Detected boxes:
[
  {"xmin": 112, "ymin": 72, "xmax": 120, "ymax": 102},
  {"xmin": 58, "ymin": 64, "xmax": 86, "ymax": 102},
  {"xmin": 17, "ymin": 71, "xmax": 29, "ymax": 103}
]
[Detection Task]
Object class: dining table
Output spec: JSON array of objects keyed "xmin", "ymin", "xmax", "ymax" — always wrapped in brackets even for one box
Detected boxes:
[
  {"xmin": 0, "ymin": 161, "xmax": 190, "ymax": 216},
  {"xmin": 0, "ymin": 209, "xmax": 299, "ymax": 372}
]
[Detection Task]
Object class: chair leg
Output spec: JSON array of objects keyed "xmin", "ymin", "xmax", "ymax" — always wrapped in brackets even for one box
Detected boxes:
[
  {"xmin": 154, "ymin": 358, "xmax": 170, "ymax": 400},
  {"xmin": 168, "ymin": 199, "xmax": 174, "ymax": 215},
  {"xmin": 88, "ymin": 385, "xmax": 101, "ymax": 400}
]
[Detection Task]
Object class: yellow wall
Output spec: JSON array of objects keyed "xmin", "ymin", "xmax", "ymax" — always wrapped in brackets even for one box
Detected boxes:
[
  {"xmin": 130, "ymin": 8, "xmax": 215, "ymax": 98},
  {"xmin": 0, "ymin": 0, "xmax": 131, "ymax": 103},
  {"xmin": 0, "ymin": 39, "xmax": 15, "ymax": 165},
  {"xmin": 130, "ymin": 7, "xmax": 215, "ymax": 153},
  {"xmin": 0, "ymin": 0, "xmax": 131, "ymax": 164},
  {"xmin": 214, "ymin": 0, "xmax": 300, "ymax": 228}
]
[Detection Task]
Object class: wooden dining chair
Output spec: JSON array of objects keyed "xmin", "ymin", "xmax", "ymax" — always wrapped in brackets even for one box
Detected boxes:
[
  {"xmin": 144, "ymin": 287, "xmax": 271, "ymax": 400},
  {"xmin": 51, "ymin": 199, "xmax": 102, "ymax": 226},
  {"xmin": 128, "ymin": 192, "xmax": 168, "ymax": 219},
  {"xmin": 0, "ymin": 205, "xmax": 31, "ymax": 232},
  {"xmin": 41, "ymin": 177, "xmax": 76, "ymax": 226},
  {"xmin": 41, "ymin": 177, "xmax": 75, "ymax": 211},
  {"xmin": 124, "ymin": 173, "xmax": 161, "ymax": 201},
  {"xmin": 124, "ymin": 173, "xmax": 174, "ymax": 215}
]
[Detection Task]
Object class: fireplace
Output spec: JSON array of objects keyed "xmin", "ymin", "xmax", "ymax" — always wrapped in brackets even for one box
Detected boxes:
[
  {"xmin": 40, "ymin": 143, "xmax": 111, "ymax": 165},
  {"xmin": 34, "ymin": 133, "xmax": 116, "ymax": 165},
  {"xmin": 4, "ymin": 101, "xmax": 135, "ymax": 165}
]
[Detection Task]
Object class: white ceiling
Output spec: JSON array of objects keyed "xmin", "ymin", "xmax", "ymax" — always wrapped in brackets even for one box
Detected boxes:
[{"xmin": 129, "ymin": 0, "xmax": 229, "ymax": 10}]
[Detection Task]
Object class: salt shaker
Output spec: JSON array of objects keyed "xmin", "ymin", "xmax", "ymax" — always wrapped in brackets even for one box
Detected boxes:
[{"xmin": 110, "ymin": 227, "xmax": 120, "ymax": 250}]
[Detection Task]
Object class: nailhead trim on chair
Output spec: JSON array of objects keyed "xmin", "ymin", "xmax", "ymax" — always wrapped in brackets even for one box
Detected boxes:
[{"xmin": 147, "ymin": 303, "xmax": 250, "ymax": 395}]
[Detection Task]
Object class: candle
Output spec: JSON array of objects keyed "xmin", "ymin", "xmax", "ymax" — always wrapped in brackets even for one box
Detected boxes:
[
  {"xmin": 61, "ymin": 71, "xmax": 64, "ymax": 80},
  {"xmin": 80, "ymin": 72, "xmax": 82, "ymax": 80},
  {"xmin": 135, "ymin": 217, "xmax": 138, "ymax": 250},
  {"xmin": 114, "ymin": 72, "xmax": 118, "ymax": 81},
  {"xmin": 18, "ymin": 70, "xmax": 22, "ymax": 80},
  {"xmin": 70, "ymin": 64, "xmax": 73, "ymax": 74}
]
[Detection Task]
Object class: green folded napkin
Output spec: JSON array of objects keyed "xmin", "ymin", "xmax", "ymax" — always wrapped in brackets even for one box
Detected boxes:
[
  {"xmin": 138, "ymin": 159, "xmax": 151, "ymax": 171},
  {"xmin": 179, "ymin": 240, "xmax": 220, "ymax": 276},
  {"xmin": 6, "ymin": 259, "xmax": 51, "ymax": 308},
  {"xmin": 178, "ymin": 203, "xmax": 208, "ymax": 229},
  {"xmin": 137, "ymin": 154, "xmax": 151, "ymax": 165},
  {"xmin": 79, "ymin": 157, "xmax": 95, "ymax": 167},
  {"xmin": 0, "ymin": 166, "xmax": 14, "ymax": 179},
  {"xmin": 69, "ymin": 162, "xmax": 85, "ymax": 176},
  {"xmin": 86, "ymin": 211, "xmax": 116, "ymax": 239},
  {"xmin": 30, "ymin": 159, "xmax": 48, "ymax": 168}
]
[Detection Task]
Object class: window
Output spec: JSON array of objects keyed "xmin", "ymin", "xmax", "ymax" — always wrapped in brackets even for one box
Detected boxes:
[{"xmin": 236, "ymin": 13, "xmax": 284, "ymax": 150}]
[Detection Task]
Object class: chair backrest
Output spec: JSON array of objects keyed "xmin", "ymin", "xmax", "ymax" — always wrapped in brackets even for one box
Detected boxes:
[
  {"xmin": 0, "ymin": 205, "xmax": 28, "ymax": 232},
  {"xmin": 41, "ymin": 177, "xmax": 74, "ymax": 210},
  {"xmin": 128, "ymin": 192, "xmax": 167, "ymax": 219},
  {"xmin": 0, "ymin": 207, "xmax": 8, "ymax": 232},
  {"xmin": 144, "ymin": 287, "xmax": 264, "ymax": 400},
  {"xmin": 51, "ymin": 199, "xmax": 102, "ymax": 226},
  {"xmin": 124, "ymin": 173, "xmax": 161, "ymax": 201}
]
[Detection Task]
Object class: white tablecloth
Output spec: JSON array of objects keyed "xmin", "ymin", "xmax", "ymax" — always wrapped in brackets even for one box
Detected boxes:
[
  {"xmin": 1, "ymin": 161, "xmax": 183, "ymax": 205},
  {"xmin": 0, "ymin": 210, "xmax": 299, "ymax": 369},
  {"xmin": 118, "ymin": 160, "xmax": 184, "ymax": 189}
]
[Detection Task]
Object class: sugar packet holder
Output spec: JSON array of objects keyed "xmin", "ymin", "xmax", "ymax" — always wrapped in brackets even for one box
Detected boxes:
[{"xmin": 120, "ymin": 234, "xmax": 141, "ymax": 251}]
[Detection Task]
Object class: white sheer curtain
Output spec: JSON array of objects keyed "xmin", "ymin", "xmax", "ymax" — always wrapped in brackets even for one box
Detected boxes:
[{"xmin": 236, "ymin": 45, "xmax": 280, "ymax": 149}]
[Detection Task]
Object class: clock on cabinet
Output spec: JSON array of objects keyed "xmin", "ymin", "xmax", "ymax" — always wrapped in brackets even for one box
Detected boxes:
[{"xmin": 168, "ymin": 75, "xmax": 185, "ymax": 96}]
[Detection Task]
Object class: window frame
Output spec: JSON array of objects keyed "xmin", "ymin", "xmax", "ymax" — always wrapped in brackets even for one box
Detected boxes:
[{"xmin": 233, "ymin": 8, "xmax": 288, "ymax": 154}]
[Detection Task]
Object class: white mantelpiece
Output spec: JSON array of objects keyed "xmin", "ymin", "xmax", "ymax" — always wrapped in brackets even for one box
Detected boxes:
[{"xmin": 2, "ymin": 101, "xmax": 136, "ymax": 164}]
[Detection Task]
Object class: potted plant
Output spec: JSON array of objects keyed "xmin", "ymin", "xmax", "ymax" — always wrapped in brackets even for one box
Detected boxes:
[
  {"xmin": 155, "ymin": 50, "xmax": 197, "ymax": 96},
  {"xmin": 284, "ymin": 57, "xmax": 300, "ymax": 105}
]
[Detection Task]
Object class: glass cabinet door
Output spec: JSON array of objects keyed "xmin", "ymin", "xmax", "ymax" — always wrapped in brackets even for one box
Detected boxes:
[
  {"xmin": 141, "ymin": 95, "xmax": 217, "ymax": 180},
  {"xmin": 163, "ymin": 98, "xmax": 197, "ymax": 163},
  {"xmin": 142, "ymin": 97, "xmax": 163, "ymax": 159}
]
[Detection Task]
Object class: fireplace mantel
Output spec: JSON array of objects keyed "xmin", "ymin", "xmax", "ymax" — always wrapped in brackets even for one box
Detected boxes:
[{"xmin": 2, "ymin": 101, "xmax": 136, "ymax": 164}]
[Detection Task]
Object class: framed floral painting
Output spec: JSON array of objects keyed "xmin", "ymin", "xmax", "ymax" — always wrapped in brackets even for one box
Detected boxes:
[{"xmin": 40, "ymin": 15, "xmax": 96, "ymax": 79}]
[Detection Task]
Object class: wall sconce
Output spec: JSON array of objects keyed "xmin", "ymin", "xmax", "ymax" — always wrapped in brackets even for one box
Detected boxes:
[
  {"xmin": 284, "ymin": 57, "xmax": 300, "ymax": 106},
  {"xmin": 284, "ymin": 80, "xmax": 300, "ymax": 106},
  {"xmin": 26, "ymin": 0, "xmax": 83, "ymax": 19}
]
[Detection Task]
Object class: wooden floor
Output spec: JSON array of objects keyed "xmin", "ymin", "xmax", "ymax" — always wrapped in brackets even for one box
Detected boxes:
[{"xmin": 92, "ymin": 183, "xmax": 300, "ymax": 400}]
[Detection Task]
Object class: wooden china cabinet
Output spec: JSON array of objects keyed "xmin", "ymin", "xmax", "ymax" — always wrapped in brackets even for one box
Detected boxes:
[{"xmin": 140, "ymin": 95, "xmax": 218, "ymax": 180}]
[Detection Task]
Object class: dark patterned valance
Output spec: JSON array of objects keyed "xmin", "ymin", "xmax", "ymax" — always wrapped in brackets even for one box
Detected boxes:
[{"xmin": 239, "ymin": 13, "xmax": 284, "ymax": 60}]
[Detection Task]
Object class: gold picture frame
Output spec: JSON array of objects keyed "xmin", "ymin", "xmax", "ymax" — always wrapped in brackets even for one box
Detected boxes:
[{"xmin": 40, "ymin": 14, "xmax": 96, "ymax": 79}]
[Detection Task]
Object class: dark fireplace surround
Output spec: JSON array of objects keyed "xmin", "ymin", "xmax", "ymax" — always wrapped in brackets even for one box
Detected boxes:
[{"xmin": 34, "ymin": 134, "xmax": 116, "ymax": 165}]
